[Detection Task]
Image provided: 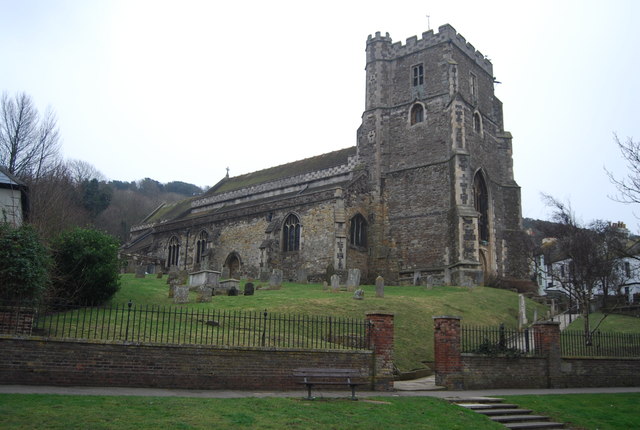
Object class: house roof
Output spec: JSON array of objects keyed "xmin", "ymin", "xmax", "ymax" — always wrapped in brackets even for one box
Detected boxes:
[
  {"xmin": 0, "ymin": 166, "xmax": 26, "ymax": 188},
  {"xmin": 204, "ymin": 146, "xmax": 357, "ymax": 197}
]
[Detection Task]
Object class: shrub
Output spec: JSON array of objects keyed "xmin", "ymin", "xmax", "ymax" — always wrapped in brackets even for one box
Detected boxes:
[
  {"xmin": 50, "ymin": 228, "xmax": 120, "ymax": 305},
  {"xmin": 0, "ymin": 223, "xmax": 50, "ymax": 304}
]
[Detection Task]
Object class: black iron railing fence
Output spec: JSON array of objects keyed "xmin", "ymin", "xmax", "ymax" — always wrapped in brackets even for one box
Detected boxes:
[
  {"xmin": 461, "ymin": 324, "xmax": 537, "ymax": 356},
  {"xmin": 561, "ymin": 330, "xmax": 640, "ymax": 358},
  {"xmin": 0, "ymin": 302, "xmax": 371, "ymax": 351}
]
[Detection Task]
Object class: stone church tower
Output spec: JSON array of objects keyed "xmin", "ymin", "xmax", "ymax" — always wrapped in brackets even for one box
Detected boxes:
[
  {"xmin": 123, "ymin": 24, "xmax": 527, "ymax": 286},
  {"xmin": 356, "ymin": 25, "xmax": 525, "ymax": 285}
]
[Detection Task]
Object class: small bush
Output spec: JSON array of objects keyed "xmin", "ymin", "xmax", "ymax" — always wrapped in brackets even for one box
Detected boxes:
[
  {"xmin": 50, "ymin": 228, "xmax": 120, "ymax": 305},
  {"xmin": 0, "ymin": 223, "xmax": 50, "ymax": 304}
]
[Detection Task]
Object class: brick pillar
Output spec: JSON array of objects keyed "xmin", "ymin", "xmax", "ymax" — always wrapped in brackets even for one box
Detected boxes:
[
  {"xmin": 533, "ymin": 321, "xmax": 561, "ymax": 388},
  {"xmin": 366, "ymin": 312, "xmax": 394, "ymax": 391},
  {"xmin": 433, "ymin": 316, "xmax": 463, "ymax": 390}
]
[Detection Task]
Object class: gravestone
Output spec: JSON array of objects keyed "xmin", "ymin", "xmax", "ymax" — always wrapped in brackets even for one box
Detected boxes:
[
  {"xmin": 168, "ymin": 284, "xmax": 176, "ymax": 298},
  {"xmin": 353, "ymin": 288, "xmax": 364, "ymax": 300},
  {"xmin": 228, "ymin": 286, "xmax": 239, "ymax": 296},
  {"xmin": 135, "ymin": 266, "xmax": 146, "ymax": 278},
  {"xmin": 330, "ymin": 274, "xmax": 340, "ymax": 292},
  {"xmin": 375, "ymin": 276, "xmax": 384, "ymax": 298},
  {"xmin": 218, "ymin": 279, "xmax": 240, "ymax": 295},
  {"xmin": 296, "ymin": 268, "xmax": 308, "ymax": 284},
  {"xmin": 269, "ymin": 269, "xmax": 283, "ymax": 289},
  {"xmin": 156, "ymin": 272, "xmax": 163, "ymax": 279},
  {"xmin": 413, "ymin": 271, "xmax": 421, "ymax": 286},
  {"xmin": 196, "ymin": 285, "xmax": 213, "ymax": 303},
  {"xmin": 346, "ymin": 268, "xmax": 361, "ymax": 292},
  {"xmin": 174, "ymin": 286, "xmax": 190, "ymax": 304},
  {"xmin": 425, "ymin": 275, "xmax": 435, "ymax": 289},
  {"xmin": 518, "ymin": 294, "xmax": 527, "ymax": 328},
  {"xmin": 322, "ymin": 281, "xmax": 329, "ymax": 291},
  {"xmin": 244, "ymin": 282, "xmax": 255, "ymax": 296}
]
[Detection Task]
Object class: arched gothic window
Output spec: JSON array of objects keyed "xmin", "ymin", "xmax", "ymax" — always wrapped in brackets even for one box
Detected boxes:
[
  {"xmin": 167, "ymin": 236, "xmax": 180, "ymax": 267},
  {"xmin": 473, "ymin": 172, "xmax": 489, "ymax": 242},
  {"xmin": 350, "ymin": 214, "xmax": 367, "ymax": 248},
  {"xmin": 282, "ymin": 213, "xmax": 301, "ymax": 252},
  {"xmin": 473, "ymin": 112, "xmax": 482, "ymax": 134},
  {"xmin": 410, "ymin": 103, "xmax": 424, "ymax": 125},
  {"xmin": 195, "ymin": 230, "xmax": 208, "ymax": 263}
]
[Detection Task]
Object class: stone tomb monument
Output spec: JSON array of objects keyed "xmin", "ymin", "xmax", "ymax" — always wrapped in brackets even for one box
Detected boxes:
[
  {"xmin": 188, "ymin": 270, "xmax": 221, "ymax": 290},
  {"xmin": 219, "ymin": 279, "xmax": 240, "ymax": 295}
]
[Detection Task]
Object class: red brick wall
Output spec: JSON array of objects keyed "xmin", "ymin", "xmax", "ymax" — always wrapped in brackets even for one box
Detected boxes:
[
  {"xmin": 0, "ymin": 337, "xmax": 375, "ymax": 390},
  {"xmin": 434, "ymin": 317, "xmax": 640, "ymax": 389},
  {"xmin": 0, "ymin": 308, "xmax": 35, "ymax": 336},
  {"xmin": 366, "ymin": 312, "xmax": 394, "ymax": 390}
]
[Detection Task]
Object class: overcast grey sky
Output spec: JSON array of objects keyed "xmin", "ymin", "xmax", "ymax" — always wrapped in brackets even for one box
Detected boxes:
[{"xmin": 1, "ymin": 0, "xmax": 639, "ymax": 231}]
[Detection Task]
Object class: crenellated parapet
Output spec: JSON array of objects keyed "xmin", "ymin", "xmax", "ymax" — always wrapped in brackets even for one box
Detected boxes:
[{"xmin": 366, "ymin": 24, "xmax": 493, "ymax": 76}]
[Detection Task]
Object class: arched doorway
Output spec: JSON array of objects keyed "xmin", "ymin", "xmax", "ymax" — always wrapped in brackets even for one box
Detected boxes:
[{"xmin": 224, "ymin": 253, "xmax": 241, "ymax": 279}]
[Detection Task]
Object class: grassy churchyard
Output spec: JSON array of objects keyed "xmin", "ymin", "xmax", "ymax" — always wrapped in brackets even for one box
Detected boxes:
[{"xmin": 111, "ymin": 274, "xmax": 550, "ymax": 372}]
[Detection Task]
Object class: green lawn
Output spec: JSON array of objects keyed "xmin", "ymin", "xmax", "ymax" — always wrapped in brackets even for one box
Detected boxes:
[
  {"xmin": 110, "ymin": 275, "xmax": 549, "ymax": 372},
  {"xmin": 0, "ymin": 395, "xmax": 504, "ymax": 430},
  {"xmin": 504, "ymin": 393, "xmax": 640, "ymax": 430},
  {"xmin": 566, "ymin": 312, "xmax": 640, "ymax": 333}
]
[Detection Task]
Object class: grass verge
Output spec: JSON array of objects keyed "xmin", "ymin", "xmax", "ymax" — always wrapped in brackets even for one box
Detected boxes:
[
  {"xmin": 0, "ymin": 394, "xmax": 504, "ymax": 430},
  {"xmin": 504, "ymin": 393, "xmax": 640, "ymax": 430}
]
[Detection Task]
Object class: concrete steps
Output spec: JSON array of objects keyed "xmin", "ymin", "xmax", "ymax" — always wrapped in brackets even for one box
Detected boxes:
[{"xmin": 447, "ymin": 397, "xmax": 565, "ymax": 430}]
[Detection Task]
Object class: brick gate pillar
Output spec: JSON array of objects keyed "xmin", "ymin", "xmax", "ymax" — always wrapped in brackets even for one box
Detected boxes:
[
  {"xmin": 433, "ymin": 316, "xmax": 463, "ymax": 390},
  {"xmin": 366, "ymin": 312, "xmax": 394, "ymax": 391},
  {"xmin": 533, "ymin": 321, "xmax": 561, "ymax": 388}
]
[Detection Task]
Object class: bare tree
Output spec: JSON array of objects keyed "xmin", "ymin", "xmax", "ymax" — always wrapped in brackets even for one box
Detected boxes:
[
  {"xmin": 606, "ymin": 134, "xmax": 640, "ymax": 206},
  {"xmin": 67, "ymin": 159, "xmax": 105, "ymax": 184},
  {"xmin": 0, "ymin": 92, "xmax": 60, "ymax": 179},
  {"xmin": 541, "ymin": 195, "xmax": 629, "ymax": 341}
]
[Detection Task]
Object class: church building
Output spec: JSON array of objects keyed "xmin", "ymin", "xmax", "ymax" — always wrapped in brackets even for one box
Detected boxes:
[{"xmin": 123, "ymin": 24, "xmax": 528, "ymax": 286}]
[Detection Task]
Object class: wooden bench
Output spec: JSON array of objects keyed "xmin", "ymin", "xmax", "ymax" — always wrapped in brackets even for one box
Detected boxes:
[{"xmin": 293, "ymin": 368, "xmax": 365, "ymax": 400}]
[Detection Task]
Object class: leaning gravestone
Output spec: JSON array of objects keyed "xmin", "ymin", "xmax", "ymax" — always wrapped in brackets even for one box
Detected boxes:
[
  {"xmin": 244, "ymin": 282, "xmax": 255, "ymax": 296},
  {"xmin": 174, "ymin": 286, "xmax": 190, "ymax": 304},
  {"xmin": 375, "ymin": 276, "xmax": 384, "ymax": 298},
  {"xmin": 518, "ymin": 294, "xmax": 528, "ymax": 328},
  {"xmin": 346, "ymin": 268, "xmax": 361, "ymax": 292},
  {"xmin": 330, "ymin": 274, "xmax": 340, "ymax": 292},
  {"xmin": 353, "ymin": 288, "xmax": 364, "ymax": 300},
  {"xmin": 135, "ymin": 266, "xmax": 146, "ymax": 278},
  {"xmin": 269, "ymin": 269, "xmax": 283, "ymax": 289},
  {"xmin": 196, "ymin": 285, "xmax": 213, "ymax": 303}
]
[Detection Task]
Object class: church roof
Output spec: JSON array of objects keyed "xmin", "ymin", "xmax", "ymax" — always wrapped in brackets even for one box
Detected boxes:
[{"xmin": 204, "ymin": 146, "xmax": 357, "ymax": 197}]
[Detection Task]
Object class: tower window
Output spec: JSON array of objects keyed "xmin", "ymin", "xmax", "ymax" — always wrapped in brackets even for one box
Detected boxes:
[
  {"xmin": 473, "ymin": 112, "xmax": 482, "ymax": 134},
  {"xmin": 410, "ymin": 103, "xmax": 424, "ymax": 125},
  {"xmin": 412, "ymin": 64, "xmax": 424, "ymax": 87},
  {"xmin": 470, "ymin": 73, "xmax": 478, "ymax": 103},
  {"xmin": 350, "ymin": 214, "xmax": 367, "ymax": 247},
  {"xmin": 473, "ymin": 172, "xmax": 489, "ymax": 242},
  {"xmin": 282, "ymin": 213, "xmax": 301, "ymax": 252}
]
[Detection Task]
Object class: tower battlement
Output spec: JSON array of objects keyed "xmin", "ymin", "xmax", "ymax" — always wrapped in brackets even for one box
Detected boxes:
[{"xmin": 367, "ymin": 24, "xmax": 493, "ymax": 76}]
